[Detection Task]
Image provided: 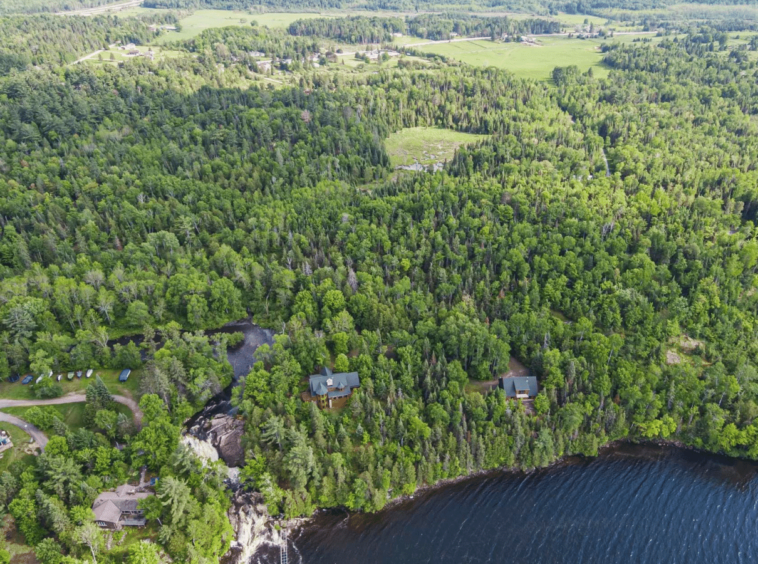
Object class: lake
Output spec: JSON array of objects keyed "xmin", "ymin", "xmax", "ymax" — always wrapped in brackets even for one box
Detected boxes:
[{"xmin": 293, "ymin": 444, "xmax": 758, "ymax": 564}]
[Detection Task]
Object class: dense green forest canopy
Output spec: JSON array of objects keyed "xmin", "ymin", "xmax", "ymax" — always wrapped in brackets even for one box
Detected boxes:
[{"xmin": 1, "ymin": 1, "xmax": 758, "ymax": 562}]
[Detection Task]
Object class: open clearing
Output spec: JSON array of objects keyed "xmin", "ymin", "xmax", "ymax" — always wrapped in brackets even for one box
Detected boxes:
[
  {"xmin": 385, "ymin": 127, "xmax": 488, "ymax": 168},
  {"xmin": 0, "ymin": 368, "xmax": 140, "ymax": 401},
  {"xmin": 84, "ymin": 44, "xmax": 183, "ymax": 64},
  {"xmin": 0, "ymin": 422, "xmax": 34, "ymax": 473},
  {"xmin": 406, "ymin": 34, "xmax": 663, "ymax": 81},
  {"xmin": 112, "ymin": 10, "xmax": 336, "ymax": 43}
]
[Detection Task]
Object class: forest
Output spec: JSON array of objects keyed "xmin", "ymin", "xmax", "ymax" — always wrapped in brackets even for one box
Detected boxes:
[{"xmin": 0, "ymin": 2, "xmax": 758, "ymax": 562}]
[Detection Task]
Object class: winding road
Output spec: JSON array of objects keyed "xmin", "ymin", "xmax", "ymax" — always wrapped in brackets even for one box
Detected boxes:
[{"xmin": 0, "ymin": 393, "xmax": 142, "ymax": 452}]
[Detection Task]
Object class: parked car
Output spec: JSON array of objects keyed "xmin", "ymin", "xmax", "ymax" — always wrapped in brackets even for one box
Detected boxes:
[
  {"xmin": 21, "ymin": 375, "xmax": 33, "ymax": 385},
  {"xmin": 7, "ymin": 375, "xmax": 19, "ymax": 383},
  {"xmin": 35, "ymin": 376, "xmax": 43, "ymax": 384},
  {"xmin": 76, "ymin": 371, "xmax": 83, "ymax": 379},
  {"xmin": 86, "ymin": 369, "xmax": 93, "ymax": 378},
  {"xmin": 67, "ymin": 372, "xmax": 74, "ymax": 380},
  {"xmin": 56, "ymin": 374, "xmax": 62, "ymax": 382}
]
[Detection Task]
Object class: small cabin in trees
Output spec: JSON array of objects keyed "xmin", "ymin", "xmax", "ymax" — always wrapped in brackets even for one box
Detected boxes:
[
  {"xmin": 500, "ymin": 376, "xmax": 538, "ymax": 399},
  {"xmin": 308, "ymin": 367, "xmax": 360, "ymax": 409}
]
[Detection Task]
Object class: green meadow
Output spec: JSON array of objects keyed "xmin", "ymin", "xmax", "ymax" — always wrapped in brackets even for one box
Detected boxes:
[
  {"xmin": 405, "ymin": 34, "xmax": 661, "ymax": 81},
  {"xmin": 385, "ymin": 127, "xmax": 488, "ymax": 167}
]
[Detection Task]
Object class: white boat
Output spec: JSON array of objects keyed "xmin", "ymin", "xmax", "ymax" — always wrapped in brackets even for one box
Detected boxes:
[{"xmin": 86, "ymin": 369, "xmax": 93, "ymax": 378}]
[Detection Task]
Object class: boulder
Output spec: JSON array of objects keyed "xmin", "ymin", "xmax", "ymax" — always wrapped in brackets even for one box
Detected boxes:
[{"xmin": 207, "ymin": 415, "xmax": 245, "ymax": 467}]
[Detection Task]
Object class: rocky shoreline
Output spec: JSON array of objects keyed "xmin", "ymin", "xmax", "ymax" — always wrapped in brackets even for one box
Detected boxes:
[{"xmin": 185, "ymin": 422, "xmax": 730, "ymax": 564}]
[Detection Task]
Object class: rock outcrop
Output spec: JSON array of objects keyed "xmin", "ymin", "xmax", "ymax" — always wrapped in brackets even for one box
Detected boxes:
[{"xmin": 206, "ymin": 415, "xmax": 245, "ymax": 467}]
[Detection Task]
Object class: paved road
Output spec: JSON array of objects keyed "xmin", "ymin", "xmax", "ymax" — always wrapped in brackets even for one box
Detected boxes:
[
  {"xmin": 0, "ymin": 412, "xmax": 48, "ymax": 450},
  {"xmin": 56, "ymin": 0, "xmax": 143, "ymax": 16},
  {"xmin": 0, "ymin": 393, "xmax": 143, "ymax": 452}
]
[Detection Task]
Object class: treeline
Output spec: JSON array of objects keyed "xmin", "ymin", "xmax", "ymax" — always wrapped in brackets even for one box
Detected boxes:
[
  {"xmin": 407, "ymin": 13, "xmax": 561, "ymax": 39},
  {"xmin": 287, "ymin": 14, "xmax": 561, "ymax": 42},
  {"xmin": 180, "ymin": 25, "xmax": 321, "ymax": 62},
  {"xmin": 0, "ymin": 0, "xmax": 115, "ymax": 15},
  {"xmin": 143, "ymin": 0, "xmax": 344, "ymax": 8},
  {"xmin": 0, "ymin": 14, "xmax": 175, "ymax": 75},
  {"xmin": 288, "ymin": 15, "xmax": 404, "ymax": 44}
]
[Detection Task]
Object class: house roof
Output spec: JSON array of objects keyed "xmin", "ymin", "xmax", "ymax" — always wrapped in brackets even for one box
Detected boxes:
[
  {"xmin": 92, "ymin": 485, "xmax": 151, "ymax": 524},
  {"xmin": 309, "ymin": 371, "xmax": 360, "ymax": 397},
  {"xmin": 501, "ymin": 376, "xmax": 538, "ymax": 398},
  {"xmin": 93, "ymin": 500, "xmax": 122, "ymax": 524}
]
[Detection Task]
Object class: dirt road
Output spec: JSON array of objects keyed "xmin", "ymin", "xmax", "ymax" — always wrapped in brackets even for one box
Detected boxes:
[
  {"xmin": 0, "ymin": 393, "xmax": 143, "ymax": 452},
  {"xmin": 0, "ymin": 412, "xmax": 48, "ymax": 450}
]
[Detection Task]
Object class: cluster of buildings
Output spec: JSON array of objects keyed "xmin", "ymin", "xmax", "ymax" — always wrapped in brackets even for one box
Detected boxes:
[{"xmin": 119, "ymin": 43, "xmax": 155, "ymax": 60}]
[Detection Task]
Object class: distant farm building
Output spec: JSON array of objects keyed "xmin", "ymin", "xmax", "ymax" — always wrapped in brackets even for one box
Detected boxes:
[{"xmin": 307, "ymin": 367, "xmax": 360, "ymax": 409}]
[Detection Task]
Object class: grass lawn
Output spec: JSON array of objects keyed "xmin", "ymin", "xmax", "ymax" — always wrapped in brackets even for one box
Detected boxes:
[
  {"xmin": 2, "ymin": 402, "xmax": 133, "ymax": 432},
  {"xmin": 385, "ymin": 127, "xmax": 488, "ymax": 167},
  {"xmin": 0, "ymin": 368, "xmax": 141, "ymax": 401},
  {"xmin": 407, "ymin": 34, "xmax": 664, "ymax": 81},
  {"xmin": 0, "ymin": 422, "xmax": 35, "ymax": 473}
]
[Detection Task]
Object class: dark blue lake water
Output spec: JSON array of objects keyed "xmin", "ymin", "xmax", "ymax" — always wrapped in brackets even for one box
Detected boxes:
[{"xmin": 294, "ymin": 444, "xmax": 758, "ymax": 564}]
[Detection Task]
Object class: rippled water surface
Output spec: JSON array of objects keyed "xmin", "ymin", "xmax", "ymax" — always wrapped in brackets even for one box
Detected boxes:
[{"xmin": 294, "ymin": 444, "xmax": 758, "ymax": 564}]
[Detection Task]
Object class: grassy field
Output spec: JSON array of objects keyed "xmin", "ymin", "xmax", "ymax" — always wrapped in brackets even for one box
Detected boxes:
[
  {"xmin": 556, "ymin": 13, "xmax": 611, "ymax": 27},
  {"xmin": 404, "ymin": 34, "xmax": 661, "ymax": 81},
  {"xmin": 385, "ymin": 127, "xmax": 488, "ymax": 167},
  {"xmin": 0, "ymin": 422, "xmax": 34, "ymax": 473},
  {"xmin": 0, "ymin": 368, "xmax": 140, "ymax": 401},
  {"xmin": 2, "ymin": 402, "xmax": 133, "ymax": 431},
  {"xmin": 145, "ymin": 10, "xmax": 333, "ymax": 43}
]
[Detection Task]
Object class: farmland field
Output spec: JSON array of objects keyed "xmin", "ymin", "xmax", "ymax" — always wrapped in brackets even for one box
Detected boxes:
[{"xmin": 403, "ymin": 35, "xmax": 662, "ymax": 81}]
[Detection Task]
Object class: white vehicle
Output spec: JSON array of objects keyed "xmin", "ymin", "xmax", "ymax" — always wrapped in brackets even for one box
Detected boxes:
[
  {"xmin": 57, "ymin": 374, "xmax": 62, "ymax": 381},
  {"xmin": 86, "ymin": 369, "xmax": 93, "ymax": 378},
  {"xmin": 35, "ymin": 376, "xmax": 43, "ymax": 384},
  {"xmin": 47, "ymin": 370, "xmax": 53, "ymax": 378}
]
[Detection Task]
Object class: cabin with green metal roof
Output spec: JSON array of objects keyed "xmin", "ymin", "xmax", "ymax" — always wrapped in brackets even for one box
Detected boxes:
[{"xmin": 308, "ymin": 367, "xmax": 360, "ymax": 409}]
